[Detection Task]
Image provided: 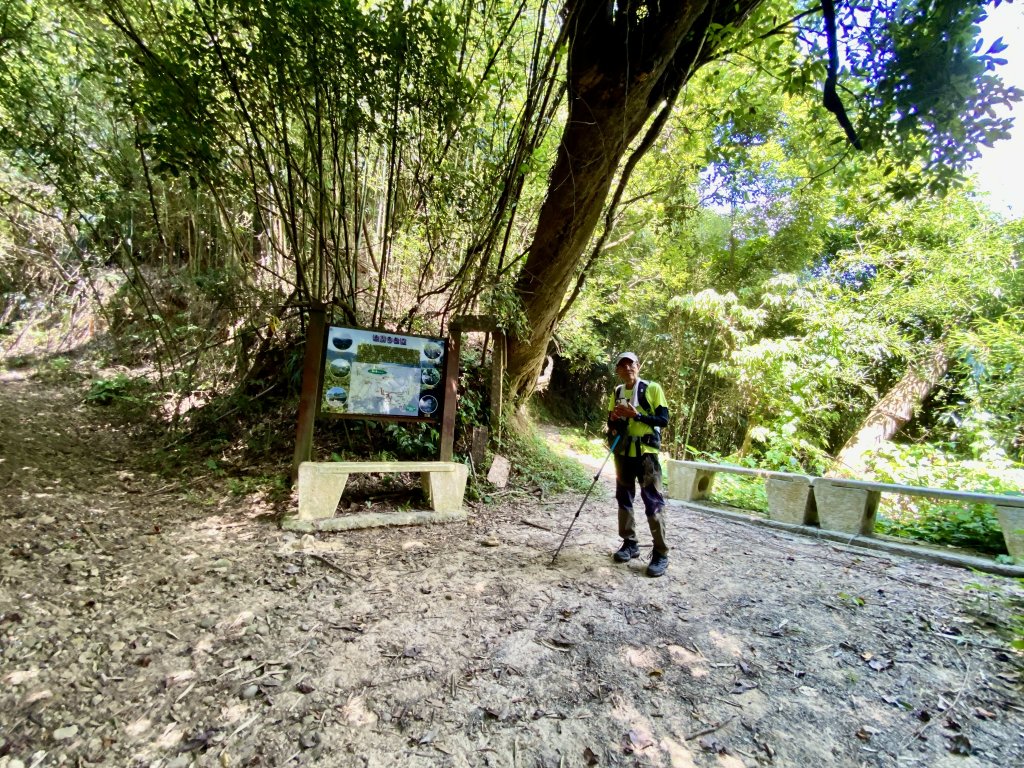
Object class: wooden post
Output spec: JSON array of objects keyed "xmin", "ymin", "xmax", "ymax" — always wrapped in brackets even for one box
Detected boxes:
[
  {"xmin": 441, "ymin": 315, "xmax": 504, "ymax": 460},
  {"xmin": 439, "ymin": 328, "xmax": 461, "ymax": 461},
  {"xmin": 490, "ymin": 333, "xmax": 505, "ymax": 445},
  {"xmin": 291, "ymin": 305, "xmax": 327, "ymax": 482}
]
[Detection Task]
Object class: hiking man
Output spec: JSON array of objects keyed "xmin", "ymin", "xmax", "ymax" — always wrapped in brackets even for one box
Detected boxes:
[{"xmin": 607, "ymin": 352, "xmax": 670, "ymax": 577}]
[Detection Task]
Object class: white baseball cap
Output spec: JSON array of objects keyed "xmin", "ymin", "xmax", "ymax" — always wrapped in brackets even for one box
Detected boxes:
[{"xmin": 616, "ymin": 351, "xmax": 639, "ymax": 365}]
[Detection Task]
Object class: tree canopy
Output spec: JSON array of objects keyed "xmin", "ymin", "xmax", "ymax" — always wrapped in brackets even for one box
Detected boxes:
[
  {"xmin": 503, "ymin": 0, "xmax": 1021, "ymax": 399},
  {"xmin": 1, "ymin": 0, "xmax": 1022, "ymax": 474}
]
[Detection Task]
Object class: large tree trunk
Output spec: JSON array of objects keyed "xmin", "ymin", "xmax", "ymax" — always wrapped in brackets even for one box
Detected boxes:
[
  {"xmin": 830, "ymin": 344, "xmax": 951, "ymax": 477},
  {"xmin": 505, "ymin": 0, "xmax": 762, "ymax": 401}
]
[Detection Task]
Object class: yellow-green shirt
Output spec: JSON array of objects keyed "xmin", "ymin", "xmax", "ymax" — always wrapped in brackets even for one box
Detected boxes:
[{"xmin": 608, "ymin": 381, "xmax": 667, "ymax": 457}]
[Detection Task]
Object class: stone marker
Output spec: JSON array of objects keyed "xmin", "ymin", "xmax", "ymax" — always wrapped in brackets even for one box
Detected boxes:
[
  {"xmin": 471, "ymin": 426, "xmax": 488, "ymax": 468},
  {"xmin": 487, "ymin": 455, "xmax": 511, "ymax": 488}
]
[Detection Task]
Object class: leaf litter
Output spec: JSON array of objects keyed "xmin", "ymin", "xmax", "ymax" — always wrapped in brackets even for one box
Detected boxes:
[{"xmin": 1, "ymin": 370, "xmax": 1023, "ymax": 767}]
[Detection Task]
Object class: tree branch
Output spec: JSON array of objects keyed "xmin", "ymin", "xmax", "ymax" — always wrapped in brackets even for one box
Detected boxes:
[{"xmin": 822, "ymin": 0, "xmax": 861, "ymax": 149}]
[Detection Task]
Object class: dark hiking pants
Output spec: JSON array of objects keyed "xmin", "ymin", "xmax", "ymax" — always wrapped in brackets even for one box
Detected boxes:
[{"xmin": 614, "ymin": 452, "xmax": 668, "ymax": 555}]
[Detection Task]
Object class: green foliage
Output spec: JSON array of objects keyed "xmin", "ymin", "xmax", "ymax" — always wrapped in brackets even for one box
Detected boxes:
[
  {"xmin": 834, "ymin": 0, "xmax": 1022, "ymax": 198},
  {"xmin": 531, "ymin": 360, "xmax": 611, "ymax": 429},
  {"xmin": 32, "ymin": 356, "xmax": 74, "ymax": 382},
  {"xmin": 561, "ymin": 175, "xmax": 1022, "ymax": 470},
  {"xmin": 549, "ymin": 428, "xmax": 608, "ymax": 462},
  {"xmin": 952, "ymin": 307, "xmax": 1024, "ymax": 462},
  {"xmin": 837, "ymin": 592, "xmax": 866, "ymax": 608},
  {"xmin": 745, "ymin": 421, "xmax": 832, "ymax": 475},
  {"xmin": 867, "ymin": 443, "xmax": 1021, "ymax": 554},
  {"xmin": 503, "ymin": 427, "xmax": 593, "ymax": 497},
  {"xmin": 3, "ymin": 0, "xmax": 1022, "ymax": 529},
  {"xmin": 723, "ymin": 1, "xmax": 1022, "ymax": 200},
  {"xmin": 711, "ymin": 188, "xmax": 1019, "ymax": 470},
  {"xmin": 319, "ymin": 418, "xmax": 440, "ymax": 463},
  {"xmin": 963, "ymin": 577, "xmax": 1024, "ymax": 650},
  {"xmin": 84, "ymin": 372, "xmax": 147, "ymax": 406},
  {"xmin": 226, "ymin": 473, "xmax": 287, "ymax": 498},
  {"xmin": 454, "ymin": 350, "xmax": 490, "ymax": 447},
  {"xmin": 382, "ymin": 422, "xmax": 440, "ymax": 459},
  {"xmin": 878, "ymin": 500, "xmax": 1005, "ymax": 554},
  {"xmin": 1, "ymin": 0, "xmax": 560, "ymax": 408},
  {"xmin": 709, "ymin": 472, "xmax": 769, "ymax": 514}
]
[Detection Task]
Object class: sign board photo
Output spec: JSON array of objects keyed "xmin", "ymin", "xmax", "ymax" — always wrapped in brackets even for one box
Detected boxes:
[{"xmin": 320, "ymin": 326, "xmax": 447, "ymax": 422}]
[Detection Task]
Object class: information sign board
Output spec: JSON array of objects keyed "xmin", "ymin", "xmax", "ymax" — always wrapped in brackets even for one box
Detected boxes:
[{"xmin": 320, "ymin": 326, "xmax": 446, "ymax": 421}]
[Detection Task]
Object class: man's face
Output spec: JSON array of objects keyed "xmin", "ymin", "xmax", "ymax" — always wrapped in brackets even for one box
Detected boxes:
[{"xmin": 616, "ymin": 358, "xmax": 639, "ymax": 386}]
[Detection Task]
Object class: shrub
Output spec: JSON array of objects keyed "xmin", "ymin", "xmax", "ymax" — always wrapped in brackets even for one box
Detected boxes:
[
  {"xmin": 709, "ymin": 472, "xmax": 769, "ymax": 514},
  {"xmin": 867, "ymin": 443, "xmax": 1022, "ymax": 555},
  {"xmin": 503, "ymin": 425, "xmax": 593, "ymax": 497},
  {"xmin": 85, "ymin": 373, "xmax": 146, "ymax": 406}
]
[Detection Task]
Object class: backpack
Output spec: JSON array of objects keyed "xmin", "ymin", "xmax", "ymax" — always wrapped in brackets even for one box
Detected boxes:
[
  {"xmin": 611, "ymin": 380, "xmax": 661, "ymax": 451},
  {"xmin": 615, "ymin": 379, "xmax": 651, "ymax": 414}
]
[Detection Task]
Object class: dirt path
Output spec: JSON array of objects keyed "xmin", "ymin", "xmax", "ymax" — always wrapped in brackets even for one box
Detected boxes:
[{"xmin": 1, "ymin": 371, "xmax": 1023, "ymax": 768}]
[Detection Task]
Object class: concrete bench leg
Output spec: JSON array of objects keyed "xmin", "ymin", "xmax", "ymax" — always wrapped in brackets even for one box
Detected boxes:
[
  {"xmin": 766, "ymin": 477, "xmax": 818, "ymax": 525},
  {"xmin": 996, "ymin": 506, "xmax": 1024, "ymax": 559},
  {"xmin": 422, "ymin": 464, "xmax": 469, "ymax": 513},
  {"xmin": 298, "ymin": 464, "xmax": 348, "ymax": 520},
  {"xmin": 667, "ymin": 462, "xmax": 715, "ymax": 502},
  {"xmin": 814, "ymin": 481, "xmax": 879, "ymax": 536}
]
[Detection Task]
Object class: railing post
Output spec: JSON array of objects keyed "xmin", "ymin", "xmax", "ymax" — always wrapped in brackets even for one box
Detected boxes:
[
  {"xmin": 292, "ymin": 305, "xmax": 326, "ymax": 483},
  {"xmin": 439, "ymin": 326, "xmax": 461, "ymax": 461}
]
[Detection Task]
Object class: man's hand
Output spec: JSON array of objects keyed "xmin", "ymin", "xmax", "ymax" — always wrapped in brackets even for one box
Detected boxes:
[{"xmin": 612, "ymin": 402, "xmax": 638, "ymax": 420}]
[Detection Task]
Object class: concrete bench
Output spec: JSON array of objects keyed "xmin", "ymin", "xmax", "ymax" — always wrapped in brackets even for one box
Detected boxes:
[
  {"xmin": 667, "ymin": 459, "xmax": 1024, "ymax": 559},
  {"xmin": 282, "ymin": 461, "xmax": 469, "ymax": 532},
  {"xmin": 812, "ymin": 477, "xmax": 1024, "ymax": 556},
  {"xmin": 666, "ymin": 459, "xmax": 817, "ymax": 526}
]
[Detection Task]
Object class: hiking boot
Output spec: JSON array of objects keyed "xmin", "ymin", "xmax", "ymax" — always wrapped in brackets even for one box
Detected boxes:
[
  {"xmin": 646, "ymin": 551, "xmax": 668, "ymax": 577},
  {"xmin": 613, "ymin": 540, "xmax": 640, "ymax": 563}
]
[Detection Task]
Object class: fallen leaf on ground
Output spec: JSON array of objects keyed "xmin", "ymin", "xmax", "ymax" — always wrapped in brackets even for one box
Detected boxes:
[
  {"xmin": 179, "ymin": 728, "xmax": 221, "ymax": 753},
  {"xmin": 164, "ymin": 670, "xmax": 195, "ymax": 687},
  {"xmin": 549, "ymin": 633, "xmax": 576, "ymax": 648},
  {"xmin": 23, "ymin": 689, "xmax": 53, "ymax": 705},
  {"xmin": 623, "ymin": 729, "xmax": 653, "ymax": 753},
  {"xmin": 3, "ymin": 669, "xmax": 38, "ymax": 685},
  {"xmin": 416, "ymin": 730, "xmax": 436, "ymax": 745},
  {"xmin": 698, "ymin": 735, "xmax": 727, "ymax": 754},
  {"xmin": 948, "ymin": 734, "xmax": 973, "ymax": 755},
  {"xmin": 730, "ymin": 679, "xmax": 758, "ymax": 694}
]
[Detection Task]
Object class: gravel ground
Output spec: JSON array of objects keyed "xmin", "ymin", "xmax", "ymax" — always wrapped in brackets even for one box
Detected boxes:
[{"xmin": 2, "ymin": 369, "xmax": 1023, "ymax": 768}]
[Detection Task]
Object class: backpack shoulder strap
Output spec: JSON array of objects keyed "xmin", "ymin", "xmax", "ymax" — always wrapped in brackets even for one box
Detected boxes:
[{"xmin": 636, "ymin": 379, "xmax": 650, "ymax": 413}]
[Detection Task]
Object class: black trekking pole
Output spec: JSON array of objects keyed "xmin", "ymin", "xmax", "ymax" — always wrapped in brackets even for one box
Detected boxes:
[{"xmin": 550, "ymin": 434, "xmax": 620, "ymax": 566}]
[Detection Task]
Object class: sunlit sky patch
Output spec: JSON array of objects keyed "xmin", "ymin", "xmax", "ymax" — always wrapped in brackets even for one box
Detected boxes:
[{"xmin": 971, "ymin": 1, "xmax": 1024, "ymax": 213}]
